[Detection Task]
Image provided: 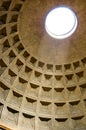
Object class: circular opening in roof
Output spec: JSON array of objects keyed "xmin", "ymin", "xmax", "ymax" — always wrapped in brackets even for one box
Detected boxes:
[{"xmin": 45, "ymin": 6, "xmax": 78, "ymax": 39}]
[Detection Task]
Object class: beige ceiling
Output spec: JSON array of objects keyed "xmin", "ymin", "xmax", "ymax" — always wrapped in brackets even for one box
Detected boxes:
[
  {"xmin": 0, "ymin": 0, "xmax": 86, "ymax": 130},
  {"xmin": 18, "ymin": 0, "xmax": 86, "ymax": 64}
]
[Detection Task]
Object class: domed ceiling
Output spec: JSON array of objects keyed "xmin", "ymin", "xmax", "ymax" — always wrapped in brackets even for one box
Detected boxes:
[
  {"xmin": 0, "ymin": 0, "xmax": 86, "ymax": 130},
  {"xmin": 18, "ymin": 0, "xmax": 86, "ymax": 64}
]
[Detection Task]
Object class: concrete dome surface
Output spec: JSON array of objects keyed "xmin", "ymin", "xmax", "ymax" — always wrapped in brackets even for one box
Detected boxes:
[{"xmin": 0, "ymin": 0, "xmax": 86, "ymax": 130}]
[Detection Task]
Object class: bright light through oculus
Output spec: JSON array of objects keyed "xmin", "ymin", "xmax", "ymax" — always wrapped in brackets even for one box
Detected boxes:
[{"xmin": 45, "ymin": 6, "xmax": 78, "ymax": 39}]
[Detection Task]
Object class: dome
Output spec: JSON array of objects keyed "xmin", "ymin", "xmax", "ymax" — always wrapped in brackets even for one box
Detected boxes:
[{"xmin": 0, "ymin": 0, "xmax": 86, "ymax": 130}]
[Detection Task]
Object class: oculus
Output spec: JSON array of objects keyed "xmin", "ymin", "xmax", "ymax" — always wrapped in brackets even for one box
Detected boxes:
[{"xmin": 45, "ymin": 6, "xmax": 78, "ymax": 39}]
